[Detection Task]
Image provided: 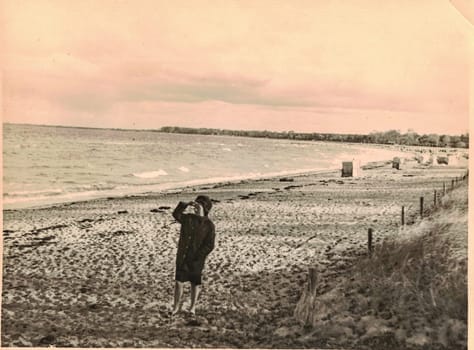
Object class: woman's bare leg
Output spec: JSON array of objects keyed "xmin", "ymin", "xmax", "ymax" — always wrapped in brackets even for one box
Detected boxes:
[
  {"xmin": 189, "ymin": 283, "xmax": 201, "ymax": 315},
  {"xmin": 172, "ymin": 281, "xmax": 184, "ymax": 315}
]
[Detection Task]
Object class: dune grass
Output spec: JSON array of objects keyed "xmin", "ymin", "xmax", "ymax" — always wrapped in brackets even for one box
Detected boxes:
[{"xmin": 295, "ymin": 183, "xmax": 468, "ymax": 349}]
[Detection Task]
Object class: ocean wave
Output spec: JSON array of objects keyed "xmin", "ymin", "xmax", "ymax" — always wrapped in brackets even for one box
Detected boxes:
[
  {"xmin": 132, "ymin": 169, "xmax": 168, "ymax": 178},
  {"xmin": 222, "ymin": 148, "xmax": 232, "ymax": 152},
  {"xmin": 2, "ymin": 189, "xmax": 113, "ymax": 207},
  {"xmin": 100, "ymin": 141, "xmax": 156, "ymax": 146},
  {"xmin": 179, "ymin": 166, "xmax": 190, "ymax": 172},
  {"xmin": 4, "ymin": 182, "xmax": 119, "ymax": 199},
  {"xmin": 30, "ymin": 165, "xmax": 51, "ymax": 169},
  {"xmin": 63, "ymin": 165, "xmax": 88, "ymax": 169},
  {"xmin": 70, "ymin": 183, "xmax": 117, "ymax": 192},
  {"xmin": 3, "ymin": 182, "xmax": 121, "ymax": 208},
  {"xmin": 4, "ymin": 188, "xmax": 64, "ymax": 198}
]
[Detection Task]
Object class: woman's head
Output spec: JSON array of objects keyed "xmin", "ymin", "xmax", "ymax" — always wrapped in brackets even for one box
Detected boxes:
[{"xmin": 194, "ymin": 195, "xmax": 212, "ymax": 216}]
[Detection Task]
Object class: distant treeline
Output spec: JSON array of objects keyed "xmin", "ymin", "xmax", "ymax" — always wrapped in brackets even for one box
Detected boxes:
[{"xmin": 159, "ymin": 127, "xmax": 469, "ymax": 148}]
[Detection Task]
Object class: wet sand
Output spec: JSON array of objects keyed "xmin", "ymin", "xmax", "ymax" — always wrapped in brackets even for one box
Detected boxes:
[{"xmin": 1, "ymin": 159, "xmax": 469, "ymax": 348}]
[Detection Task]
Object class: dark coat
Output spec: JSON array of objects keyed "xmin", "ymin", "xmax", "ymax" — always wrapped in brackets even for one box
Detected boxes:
[{"xmin": 172, "ymin": 202, "xmax": 215, "ymax": 276}]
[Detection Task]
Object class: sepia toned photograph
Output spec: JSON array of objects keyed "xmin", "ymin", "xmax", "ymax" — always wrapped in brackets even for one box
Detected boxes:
[{"xmin": 1, "ymin": 1, "xmax": 471, "ymax": 349}]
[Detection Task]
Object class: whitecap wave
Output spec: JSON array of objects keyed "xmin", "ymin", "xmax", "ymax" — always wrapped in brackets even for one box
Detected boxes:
[
  {"xmin": 133, "ymin": 170, "xmax": 168, "ymax": 178},
  {"xmin": 70, "ymin": 183, "xmax": 117, "ymax": 191},
  {"xmin": 179, "ymin": 166, "xmax": 190, "ymax": 172},
  {"xmin": 222, "ymin": 148, "xmax": 232, "ymax": 152},
  {"xmin": 4, "ymin": 188, "xmax": 64, "ymax": 198}
]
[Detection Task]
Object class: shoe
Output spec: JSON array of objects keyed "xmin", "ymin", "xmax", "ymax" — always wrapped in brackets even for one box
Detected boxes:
[{"xmin": 170, "ymin": 307, "xmax": 181, "ymax": 316}]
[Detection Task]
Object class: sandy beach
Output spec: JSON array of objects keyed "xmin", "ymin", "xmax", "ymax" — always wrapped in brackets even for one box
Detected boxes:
[{"xmin": 1, "ymin": 157, "xmax": 468, "ymax": 348}]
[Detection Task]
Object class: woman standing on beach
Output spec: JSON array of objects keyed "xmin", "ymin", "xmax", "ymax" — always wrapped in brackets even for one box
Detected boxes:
[{"xmin": 171, "ymin": 195, "xmax": 215, "ymax": 315}]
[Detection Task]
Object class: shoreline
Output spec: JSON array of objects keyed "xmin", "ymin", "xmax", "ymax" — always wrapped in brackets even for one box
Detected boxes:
[
  {"xmin": 4, "ymin": 144, "xmax": 414, "ymax": 211},
  {"xmin": 2, "ymin": 166, "xmax": 341, "ymax": 212},
  {"xmin": 3, "ymin": 133, "xmax": 426, "ymax": 211},
  {"xmin": 2, "ymin": 160, "xmax": 395, "ymax": 212},
  {"xmin": 4, "ymin": 133, "xmax": 468, "ymax": 211}
]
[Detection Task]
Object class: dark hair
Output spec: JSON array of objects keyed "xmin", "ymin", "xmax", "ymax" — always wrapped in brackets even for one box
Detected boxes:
[{"xmin": 195, "ymin": 195, "xmax": 212, "ymax": 216}]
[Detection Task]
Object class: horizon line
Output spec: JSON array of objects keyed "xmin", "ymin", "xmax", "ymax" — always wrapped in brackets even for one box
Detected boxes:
[{"xmin": 2, "ymin": 121, "xmax": 469, "ymax": 137}]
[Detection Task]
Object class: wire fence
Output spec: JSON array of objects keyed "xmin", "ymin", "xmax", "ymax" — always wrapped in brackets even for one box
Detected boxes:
[
  {"xmin": 366, "ymin": 169, "xmax": 469, "ymax": 255},
  {"xmin": 307, "ymin": 168, "xmax": 469, "ymax": 289}
]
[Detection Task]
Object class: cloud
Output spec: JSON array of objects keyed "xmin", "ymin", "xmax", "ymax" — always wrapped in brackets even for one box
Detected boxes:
[{"xmin": 2, "ymin": 0, "xmax": 471, "ymax": 134}]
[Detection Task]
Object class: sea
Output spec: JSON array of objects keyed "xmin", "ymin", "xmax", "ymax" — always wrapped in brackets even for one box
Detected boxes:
[{"xmin": 3, "ymin": 123, "xmax": 405, "ymax": 209}]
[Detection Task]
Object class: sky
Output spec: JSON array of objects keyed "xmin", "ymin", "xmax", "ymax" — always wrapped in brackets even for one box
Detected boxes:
[{"xmin": 2, "ymin": 0, "xmax": 473, "ymax": 135}]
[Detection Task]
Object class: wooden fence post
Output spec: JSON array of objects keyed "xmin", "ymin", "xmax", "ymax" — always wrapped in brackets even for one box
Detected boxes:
[
  {"xmin": 368, "ymin": 228, "xmax": 373, "ymax": 256},
  {"xmin": 401, "ymin": 206, "xmax": 405, "ymax": 226},
  {"xmin": 443, "ymin": 182, "xmax": 446, "ymax": 196},
  {"xmin": 434, "ymin": 190, "xmax": 437, "ymax": 207},
  {"xmin": 420, "ymin": 196, "xmax": 424, "ymax": 218},
  {"xmin": 308, "ymin": 267, "xmax": 318, "ymax": 294},
  {"xmin": 451, "ymin": 179, "xmax": 454, "ymax": 190}
]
